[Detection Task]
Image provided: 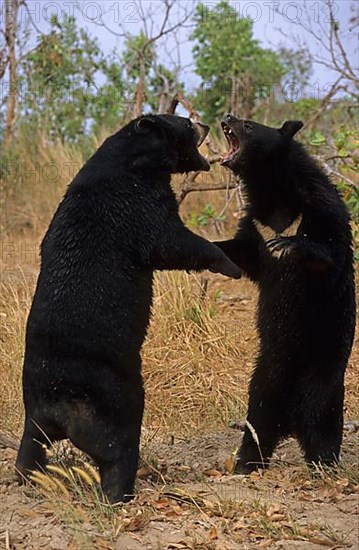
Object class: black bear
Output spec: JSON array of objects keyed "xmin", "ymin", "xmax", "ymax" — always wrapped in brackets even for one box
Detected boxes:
[
  {"xmin": 16, "ymin": 115, "xmax": 241, "ymax": 503},
  {"xmin": 216, "ymin": 114, "xmax": 356, "ymax": 473}
]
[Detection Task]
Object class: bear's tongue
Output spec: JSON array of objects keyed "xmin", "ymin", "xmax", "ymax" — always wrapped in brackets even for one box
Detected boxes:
[{"xmin": 221, "ymin": 124, "xmax": 240, "ymax": 163}]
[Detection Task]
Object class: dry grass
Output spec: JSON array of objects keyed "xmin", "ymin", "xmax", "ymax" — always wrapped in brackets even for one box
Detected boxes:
[
  {"xmin": 0, "ymin": 278, "xmax": 33, "ymax": 434},
  {"xmin": 0, "ymin": 129, "xmax": 358, "ymax": 549},
  {"xmin": 142, "ymin": 271, "xmax": 251, "ymax": 436}
]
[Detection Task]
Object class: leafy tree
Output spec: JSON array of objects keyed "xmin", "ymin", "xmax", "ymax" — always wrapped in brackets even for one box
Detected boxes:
[
  {"xmin": 123, "ymin": 32, "xmax": 156, "ymax": 81},
  {"xmin": 20, "ymin": 15, "xmax": 125, "ymax": 142},
  {"xmin": 18, "ymin": 16, "xmax": 184, "ymax": 140},
  {"xmin": 191, "ymin": 1, "xmax": 286, "ymax": 124},
  {"xmin": 148, "ymin": 64, "xmax": 184, "ymax": 113},
  {"xmin": 89, "ymin": 54, "xmax": 126, "ymax": 136}
]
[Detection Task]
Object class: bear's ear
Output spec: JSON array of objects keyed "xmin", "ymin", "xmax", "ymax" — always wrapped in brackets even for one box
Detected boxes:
[
  {"xmin": 193, "ymin": 121, "xmax": 210, "ymax": 147},
  {"xmin": 135, "ymin": 117, "xmax": 161, "ymax": 135},
  {"xmin": 279, "ymin": 120, "xmax": 303, "ymax": 138}
]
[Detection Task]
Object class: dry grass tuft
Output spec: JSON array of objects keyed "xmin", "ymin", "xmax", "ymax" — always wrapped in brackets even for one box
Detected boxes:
[
  {"xmin": 0, "ymin": 278, "xmax": 34, "ymax": 434},
  {"xmin": 143, "ymin": 271, "xmax": 250, "ymax": 436},
  {"xmin": 2, "ymin": 129, "xmax": 86, "ymax": 237}
]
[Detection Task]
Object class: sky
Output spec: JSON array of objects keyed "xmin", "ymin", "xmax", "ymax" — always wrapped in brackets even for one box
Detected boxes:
[{"xmin": 9, "ymin": 0, "xmax": 359, "ymax": 99}]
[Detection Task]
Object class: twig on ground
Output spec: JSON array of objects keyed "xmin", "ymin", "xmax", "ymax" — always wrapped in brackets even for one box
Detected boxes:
[{"xmin": 0, "ymin": 432, "xmax": 19, "ymax": 450}]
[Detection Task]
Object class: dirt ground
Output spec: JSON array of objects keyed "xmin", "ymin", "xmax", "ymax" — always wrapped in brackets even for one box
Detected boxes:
[
  {"xmin": 1, "ymin": 427, "xmax": 358, "ymax": 550},
  {"xmin": 1, "ymin": 273, "xmax": 358, "ymax": 550}
]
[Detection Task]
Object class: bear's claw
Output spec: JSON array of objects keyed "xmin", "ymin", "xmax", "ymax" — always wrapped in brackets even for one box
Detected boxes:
[{"xmin": 266, "ymin": 237, "xmax": 297, "ymax": 259}]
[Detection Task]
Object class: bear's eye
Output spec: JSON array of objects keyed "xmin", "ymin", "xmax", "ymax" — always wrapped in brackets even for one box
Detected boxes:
[{"xmin": 244, "ymin": 123, "xmax": 253, "ymax": 134}]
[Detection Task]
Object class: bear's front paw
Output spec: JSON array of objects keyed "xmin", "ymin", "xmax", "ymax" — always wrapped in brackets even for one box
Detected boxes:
[
  {"xmin": 266, "ymin": 237, "xmax": 299, "ymax": 260},
  {"xmin": 209, "ymin": 258, "xmax": 242, "ymax": 279}
]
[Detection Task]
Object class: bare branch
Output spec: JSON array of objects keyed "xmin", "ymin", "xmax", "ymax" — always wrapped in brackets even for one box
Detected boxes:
[
  {"xmin": 89, "ymin": 3, "xmax": 127, "ymax": 37},
  {"xmin": 325, "ymin": 154, "xmax": 352, "ymax": 162},
  {"xmin": 175, "ymin": 93, "xmax": 201, "ymax": 120},
  {"xmin": 0, "ymin": 50, "xmax": 8, "ymax": 81},
  {"xmin": 302, "ymin": 78, "xmax": 343, "ymax": 130},
  {"xmin": 21, "ymin": 0, "xmax": 43, "ymax": 36},
  {"xmin": 326, "ymin": 167, "xmax": 358, "ymax": 188},
  {"xmin": 329, "ymin": 0, "xmax": 357, "ymax": 81},
  {"xmin": 177, "ymin": 181, "xmax": 238, "ymax": 205},
  {"xmin": 275, "ymin": 0, "xmax": 358, "ymax": 97},
  {"xmin": 141, "ymin": 0, "xmax": 195, "ymax": 56}
]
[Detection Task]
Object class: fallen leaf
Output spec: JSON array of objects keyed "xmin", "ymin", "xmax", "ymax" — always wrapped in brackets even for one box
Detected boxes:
[
  {"xmin": 267, "ymin": 503, "xmax": 282, "ymax": 517},
  {"xmin": 167, "ymin": 542, "xmax": 193, "ymax": 549},
  {"xmin": 270, "ymin": 513, "xmax": 285, "ymax": 522},
  {"xmin": 203, "ymin": 469, "xmax": 222, "ymax": 477},
  {"xmin": 127, "ymin": 511, "xmax": 147, "ymax": 532},
  {"xmin": 154, "ymin": 497, "xmax": 171, "ymax": 509},
  {"xmin": 137, "ymin": 466, "xmax": 152, "ymax": 478},
  {"xmin": 209, "ymin": 525, "xmax": 218, "ymax": 540},
  {"xmin": 224, "ymin": 455, "xmax": 235, "ymax": 473}
]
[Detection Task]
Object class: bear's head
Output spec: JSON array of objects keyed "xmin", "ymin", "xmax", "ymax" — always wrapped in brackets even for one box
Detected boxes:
[
  {"xmin": 220, "ymin": 114, "xmax": 304, "ymax": 225},
  {"xmin": 220, "ymin": 114, "xmax": 303, "ymax": 177},
  {"xmin": 122, "ymin": 115, "xmax": 210, "ymax": 174}
]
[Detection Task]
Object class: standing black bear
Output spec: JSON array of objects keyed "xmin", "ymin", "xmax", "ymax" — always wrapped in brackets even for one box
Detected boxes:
[
  {"xmin": 216, "ymin": 114, "xmax": 355, "ymax": 473},
  {"xmin": 16, "ymin": 115, "xmax": 241, "ymax": 503}
]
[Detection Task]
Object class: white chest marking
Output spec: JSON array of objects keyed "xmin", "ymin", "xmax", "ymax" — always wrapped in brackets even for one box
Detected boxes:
[{"xmin": 254, "ymin": 214, "xmax": 303, "ymax": 242}]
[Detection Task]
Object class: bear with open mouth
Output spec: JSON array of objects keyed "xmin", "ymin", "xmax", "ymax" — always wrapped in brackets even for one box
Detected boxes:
[
  {"xmin": 216, "ymin": 114, "xmax": 355, "ymax": 473},
  {"xmin": 15, "ymin": 115, "xmax": 242, "ymax": 503}
]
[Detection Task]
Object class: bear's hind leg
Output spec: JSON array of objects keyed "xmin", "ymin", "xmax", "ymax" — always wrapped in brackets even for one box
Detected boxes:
[
  {"xmin": 295, "ymin": 379, "xmax": 344, "ymax": 466},
  {"xmin": 236, "ymin": 369, "xmax": 287, "ymax": 473},
  {"xmin": 15, "ymin": 417, "xmax": 55, "ymax": 480},
  {"xmin": 69, "ymin": 419, "xmax": 142, "ymax": 503},
  {"xmin": 297, "ymin": 419, "xmax": 343, "ymax": 467},
  {"xmin": 67, "ymin": 382, "xmax": 144, "ymax": 503},
  {"xmin": 97, "ymin": 432, "xmax": 141, "ymax": 503},
  {"xmin": 236, "ymin": 413, "xmax": 284, "ymax": 474}
]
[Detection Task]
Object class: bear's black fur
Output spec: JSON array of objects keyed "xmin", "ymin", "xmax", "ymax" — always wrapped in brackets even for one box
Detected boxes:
[
  {"xmin": 16, "ymin": 115, "xmax": 241, "ymax": 502},
  {"xmin": 216, "ymin": 114, "xmax": 356, "ymax": 473}
]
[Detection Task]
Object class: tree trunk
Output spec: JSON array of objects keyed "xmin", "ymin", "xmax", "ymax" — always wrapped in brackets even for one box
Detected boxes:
[
  {"xmin": 133, "ymin": 55, "xmax": 146, "ymax": 118},
  {"xmin": 230, "ymin": 74, "xmax": 237, "ymax": 115},
  {"xmin": 157, "ymin": 73, "xmax": 170, "ymax": 114},
  {"xmin": 4, "ymin": 0, "xmax": 19, "ymax": 146}
]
